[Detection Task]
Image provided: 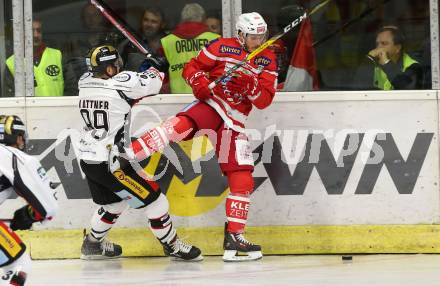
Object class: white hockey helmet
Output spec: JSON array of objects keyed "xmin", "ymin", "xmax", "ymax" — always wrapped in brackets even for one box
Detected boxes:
[
  {"xmin": 235, "ymin": 12, "xmax": 267, "ymax": 50},
  {"xmin": 236, "ymin": 12, "xmax": 267, "ymax": 37}
]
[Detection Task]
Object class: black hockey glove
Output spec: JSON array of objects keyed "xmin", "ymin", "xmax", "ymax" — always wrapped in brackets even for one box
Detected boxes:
[
  {"xmin": 139, "ymin": 56, "xmax": 169, "ymax": 73},
  {"xmin": 108, "ymin": 142, "xmax": 135, "ymax": 173},
  {"xmin": 10, "ymin": 205, "xmax": 37, "ymax": 231}
]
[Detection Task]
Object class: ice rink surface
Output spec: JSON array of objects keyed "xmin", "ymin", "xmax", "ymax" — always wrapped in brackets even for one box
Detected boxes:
[{"xmin": 26, "ymin": 254, "xmax": 440, "ymax": 285}]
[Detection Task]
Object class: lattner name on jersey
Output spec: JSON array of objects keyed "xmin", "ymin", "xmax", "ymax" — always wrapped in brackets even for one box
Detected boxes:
[{"xmin": 79, "ymin": 99, "xmax": 109, "ymax": 110}]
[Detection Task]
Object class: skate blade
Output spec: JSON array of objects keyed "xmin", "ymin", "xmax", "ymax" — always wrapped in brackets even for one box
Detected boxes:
[
  {"xmin": 222, "ymin": 250, "xmax": 263, "ymax": 262},
  {"xmin": 170, "ymin": 254, "xmax": 204, "ymax": 262},
  {"xmin": 80, "ymin": 254, "xmax": 121, "ymax": 260}
]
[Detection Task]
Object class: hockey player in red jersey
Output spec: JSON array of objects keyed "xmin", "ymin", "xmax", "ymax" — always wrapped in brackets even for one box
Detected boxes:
[{"xmin": 122, "ymin": 12, "xmax": 278, "ymax": 261}]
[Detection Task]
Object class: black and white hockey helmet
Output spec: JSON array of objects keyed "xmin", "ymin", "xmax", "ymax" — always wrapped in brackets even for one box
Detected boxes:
[
  {"xmin": 86, "ymin": 45, "xmax": 122, "ymax": 73},
  {"xmin": 0, "ymin": 115, "xmax": 26, "ymax": 149}
]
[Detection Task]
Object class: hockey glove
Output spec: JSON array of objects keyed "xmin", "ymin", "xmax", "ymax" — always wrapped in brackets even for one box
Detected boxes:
[
  {"xmin": 10, "ymin": 205, "xmax": 37, "ymax": 231},
  {"xmin": 188, "ymin": 72, "xmax": 212, "ymax": 101},
  {"xmin": 139, "ymin": 56, "xmax": 169, "ymax": 73},
  {"xmin": 226, "ymin": 71, "xmax": 261, "ymax": 97}
]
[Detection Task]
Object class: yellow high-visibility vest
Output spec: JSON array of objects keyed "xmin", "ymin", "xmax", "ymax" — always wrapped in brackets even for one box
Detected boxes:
[
  {"xmin": 373, "ymin": 53, "xmax": 418, "ymax": 90},
  {"xmin": 161, "ymin": 32, "xmax": 219, "ymax": 93},
  {"xmin": 6, "ymin": 47, "xmax": 64, "ymax": 96}
]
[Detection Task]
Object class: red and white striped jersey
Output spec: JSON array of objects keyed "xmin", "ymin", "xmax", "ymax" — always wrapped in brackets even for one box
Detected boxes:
[{"xmin": 183, "ymin": 37, "xmax": 278, "ymax": 132}]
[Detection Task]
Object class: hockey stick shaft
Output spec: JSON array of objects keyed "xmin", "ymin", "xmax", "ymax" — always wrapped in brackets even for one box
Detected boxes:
[
  {"xmin": 90, "ymin": 0, "xmax": 153, "ymax": 57},
  {"xmin": 208, "ymin": 0, "xmax": 331, "ymax": 89}
]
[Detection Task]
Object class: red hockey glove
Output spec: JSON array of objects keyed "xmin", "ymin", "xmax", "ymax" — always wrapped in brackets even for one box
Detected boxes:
[
  {"xmin": 188, "ymin": 71, "xmax": 211, "ymax": 100},
  {"xmin": 226, "ymin": 71, "xmax": 261, "ymax": 97}
]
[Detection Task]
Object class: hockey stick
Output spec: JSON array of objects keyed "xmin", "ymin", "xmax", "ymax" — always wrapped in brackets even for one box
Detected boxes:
[
  {"xmin": 208, "ymin": 0, "xmax": 331, "ymax": 89},
  {"xmin": 90, "ymin": 0, "xmax": 153, "ymax": 58},
  {"xmin": 92, "ymin": 0, "xmax": 166, "ymax": 181}
]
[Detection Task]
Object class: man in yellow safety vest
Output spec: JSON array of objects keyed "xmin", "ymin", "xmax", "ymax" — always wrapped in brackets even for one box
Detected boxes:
[
  {"xmin": 5, "ymin": 19, "xmax": 64, "ymax": 97},
  {"xmin": 368, "ymin": 25, "xmax": 422, "ymax": 90},
  {"xmin": 160, "ymin": 3, "xmax": 219, "ymax": 93}
]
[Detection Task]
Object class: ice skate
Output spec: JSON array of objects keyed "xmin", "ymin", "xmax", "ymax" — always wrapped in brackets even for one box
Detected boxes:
[
  {"xmin": 162, "ymin": 236, "xmax": 203, "ymax": 261},
  {"xmin": 80, "ymin": 234, "xmax": 122, "ymax": 260},
  {"xmin": 223, "ymin": 223, "xmax": 262, "ymax": 262}
]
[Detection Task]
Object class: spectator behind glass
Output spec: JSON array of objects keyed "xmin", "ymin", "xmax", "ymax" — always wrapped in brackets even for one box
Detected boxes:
[
  {"xmin": 5, "ymin": 19, "xmax": 64, "ymax": 97},
  {"xmin": 63, "ymin": 3, "xmax": 115, "ymax": 96},
  {"xmin": 205, "ymin": 10, "xmax": 222, "ymax": 35},
  {"xmin": 367, "ymin": 25, "xmax": 422, "ymax": 90},
  {"xmin": 159, "ymin": 3, "xmax": 220, "ymax": 93},
  {"xmin": 65, "ymin": 3, "xmax": 112, "ymax": 58},
  {"xmin": 118, "ymin": 7, "xmax": 167, "ymax": 71}
]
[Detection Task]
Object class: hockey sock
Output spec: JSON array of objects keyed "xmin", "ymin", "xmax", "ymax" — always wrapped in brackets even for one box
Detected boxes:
[
  {"xmin": 145, "ymin": 193, "xmax": 176, "ymax": 244},
  {"xmin": 225, "ymin": 171, "xmax": 254, "ymax": 233},
  {"xmin": 131, "ymin": 116, "xmax": 195, "ymax": 161},
  {"xmin": 89, "ymin": 201, "xmax": 128, "ymax": 242},
  {"xmin": 226, "ymin": 195, "xmax": 250, "ymax": 233}
]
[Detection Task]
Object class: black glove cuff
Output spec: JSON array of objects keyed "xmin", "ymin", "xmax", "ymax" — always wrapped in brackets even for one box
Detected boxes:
[
  {"xmin": 140, "ymin": 57, "xmax": 169, "ymax": 73},
  {"xmin": 10, "ymin": 205, "xmax": 36, "ymax": 231}
]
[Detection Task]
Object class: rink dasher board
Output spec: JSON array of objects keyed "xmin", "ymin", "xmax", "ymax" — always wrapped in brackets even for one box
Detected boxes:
[
  {"xmin": 15, "ymin": 225, "xmax": 440, "ymax": 259},
  {"xmin": 1, "ymin": 90, "xmax": 440, "ymax": 257}
]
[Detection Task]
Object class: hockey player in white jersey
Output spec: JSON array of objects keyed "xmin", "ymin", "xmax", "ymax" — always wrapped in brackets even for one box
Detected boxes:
[
  {"xmin": 78, "ymin": 45, "xmax": 202, "ymax": 261},
  {"xmin": 0, "ymin": 115, "xmax": 58, "ymax": 286}
]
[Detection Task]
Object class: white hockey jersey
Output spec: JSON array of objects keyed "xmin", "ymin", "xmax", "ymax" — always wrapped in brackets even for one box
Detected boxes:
[
  {"xmin": 78, "ymin": 68, "xmax": 163, "ymax": 162},
  {"xmin": 0, "ymin": 144, "xmax": 58, "ymax": 219}
]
